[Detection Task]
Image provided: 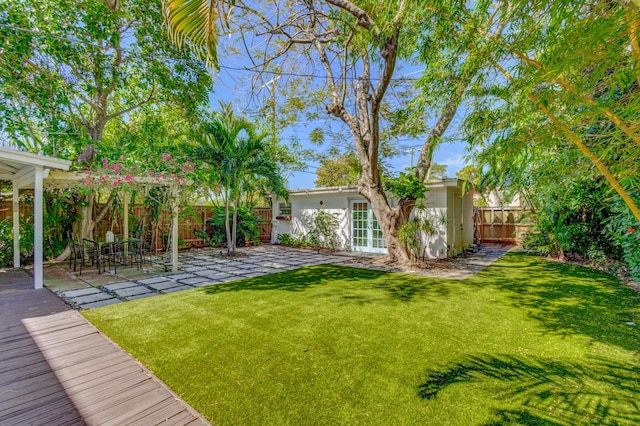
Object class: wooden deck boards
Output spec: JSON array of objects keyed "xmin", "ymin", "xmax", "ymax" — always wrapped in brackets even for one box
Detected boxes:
[{"xmin": 0, "ymin": 269, "xmax": 209, "ymax": 426}]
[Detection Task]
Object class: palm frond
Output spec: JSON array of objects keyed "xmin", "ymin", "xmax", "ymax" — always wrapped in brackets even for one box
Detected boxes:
[{"xmin": 162, "ymin": 0, "xmax": 223, "ymax": 70}]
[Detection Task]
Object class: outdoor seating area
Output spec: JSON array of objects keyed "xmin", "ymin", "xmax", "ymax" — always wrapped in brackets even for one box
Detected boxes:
[{"xmin": 69, "ymin": 236, "xmax": 152, "ymax": 275}]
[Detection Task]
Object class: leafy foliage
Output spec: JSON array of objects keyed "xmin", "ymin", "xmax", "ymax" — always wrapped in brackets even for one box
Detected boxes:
[
  {"xmin": 191, "ymin": 103, "xmax": 287, "ymax": 254},
  {"xmin": 383, "ymin": 171, "xmax": 426, "ymax": 201},
  {"xmin": 315, "ymin": 152, "xmax": 361, "ymax": 187},
  {"xmin": 0, "ymin": 0, "xmax": 211, "ymax": 155},
  {"xmin": 300, "ymin": 208, "xmax": 341, "ymax": 250},
  {"xmin": 195, "ymin": 206, "xmax": 260, "ymax": 248}
]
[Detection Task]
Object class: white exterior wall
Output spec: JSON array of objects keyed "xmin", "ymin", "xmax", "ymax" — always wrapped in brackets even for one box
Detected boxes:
[
  {"xmin": 272, "ymin": 190, "xmax": 358, "ymax": 250},
  {"xmin": 420, "ymin": 187, "xmax": 449, "ymax": 259},
  {"xmin": 272, "ymin": 180, "xmax": 473, "ymax": 258}
]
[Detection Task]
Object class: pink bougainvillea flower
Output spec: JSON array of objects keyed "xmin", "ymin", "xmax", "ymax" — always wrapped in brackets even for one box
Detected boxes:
[
  {"xmin": 102, "ymin": 158, "xmax": 109, "ymax": 169},
  {"xmin": 161, "ymin": 153, "xmax": 173, "ymax": 162},
  {"xmin": 124, "ymin": 174, "xmax": 135, "ymax": 183}
]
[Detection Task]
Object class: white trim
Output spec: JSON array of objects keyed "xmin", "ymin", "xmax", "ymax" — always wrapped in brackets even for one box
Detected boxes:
[
  {"xmin": 0, "ymin": 147, "xmax": 71, "ymax": 170},
  {"xmin": 12, "ymin": 180, "xmax": 20, "ymax": 268},
  {"xmin": 34, "ymin": 166, "xmax": 44, "ymax": 289},
  {"xmin": 349, "ymin": 200, "xmax": 388, "ymax": 254}
]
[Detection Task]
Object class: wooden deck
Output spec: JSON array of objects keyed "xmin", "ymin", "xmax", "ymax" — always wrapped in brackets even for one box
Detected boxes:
[{"xmin": 0, "ymin": 269, "xmax": 209, "ymax": 426}]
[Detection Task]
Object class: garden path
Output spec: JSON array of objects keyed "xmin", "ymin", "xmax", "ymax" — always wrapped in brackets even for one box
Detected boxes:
[{"xmin": 52, "ymin": 244, "xmax": 513, "ymax": 310}]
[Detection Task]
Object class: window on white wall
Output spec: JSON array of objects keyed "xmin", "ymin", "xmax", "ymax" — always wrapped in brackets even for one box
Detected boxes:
[{"xmin": 279, "ymin": 202, "xmax": 292, "ymax": 215}]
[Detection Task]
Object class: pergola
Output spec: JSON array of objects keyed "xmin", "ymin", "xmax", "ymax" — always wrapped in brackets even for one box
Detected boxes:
[
  {"xmin": 46, "ymin": 170, "xmax": 182, "ymax": 274},
  {"xmin": 0, "ymin": 147, "xmax": 71, "ymax": 289}
]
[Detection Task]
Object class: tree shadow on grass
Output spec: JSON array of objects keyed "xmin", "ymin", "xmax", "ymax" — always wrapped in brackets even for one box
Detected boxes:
[
  {"xmin": 203, "ymin": 265, "xmax": 389, "ymax": 294},
  {"xmin": 418, "ymin": 353, "xmax": 640, "ymax": 425},
  {"xmin": 471, "ymin": 252, "xmax": 640, "ymax": 353},
  {"xmin": 203, "ymin": 265, "xmax": 452, "ymax": 303}
]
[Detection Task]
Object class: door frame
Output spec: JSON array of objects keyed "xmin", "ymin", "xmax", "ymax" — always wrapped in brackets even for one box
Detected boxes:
[{"xmin": 349, "ymin": 200, "xmax": 388, "ymax": 254}]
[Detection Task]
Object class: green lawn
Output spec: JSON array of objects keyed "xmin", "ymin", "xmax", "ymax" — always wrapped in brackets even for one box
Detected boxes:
[{"xmin": 83, "ymin": 253, "xmax": 640, "ymax": 425}]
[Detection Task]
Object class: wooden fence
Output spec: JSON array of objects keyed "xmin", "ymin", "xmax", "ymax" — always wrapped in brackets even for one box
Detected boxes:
[
  {"xmin": 474, "ymin": 207, "xmax": 532, "ymax": 244},
  {"xmin": 0, "ymin": 200, "xmax": 272, "ymax": 251}
]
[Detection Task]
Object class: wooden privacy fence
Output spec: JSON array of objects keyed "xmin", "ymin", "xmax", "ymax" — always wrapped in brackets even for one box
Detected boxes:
[
  {"xmin": 94, "ymin": 206, "xmax": 272, "ymax": 251},
  {"xmin": 0, "ymin": 200, "xmax": 272, "ymax": 251},
  {"xmin": 474, "ymin": 207, "xmax": 532, "ymax": 244}
]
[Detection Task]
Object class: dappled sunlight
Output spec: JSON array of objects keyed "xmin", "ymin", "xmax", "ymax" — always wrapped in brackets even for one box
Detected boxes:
[
  {"xmin": 201, "ymin": 264, "xmax": 456, "ymax": 304},
  {"xmin": 418, "ymin": 353, "xmax": 640, "ymax": 425},
  {"xmin": 469, "ymin": 253, "xmax": 640, "ymax": 353}
]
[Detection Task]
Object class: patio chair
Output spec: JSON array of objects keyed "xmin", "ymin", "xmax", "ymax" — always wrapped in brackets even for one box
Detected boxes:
[
  {"xmin": 68, "ymin": 238, "xmax": 98, "ymax": 275},
  {"xmin": 109, "ymin": 238, "xmax": 142, "ymax": 273}
]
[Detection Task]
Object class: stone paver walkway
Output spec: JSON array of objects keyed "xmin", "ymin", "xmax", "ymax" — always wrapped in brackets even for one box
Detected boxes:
[{"xmin": 53, "ymin": 244, "xmax": 513, "ymax": 309}]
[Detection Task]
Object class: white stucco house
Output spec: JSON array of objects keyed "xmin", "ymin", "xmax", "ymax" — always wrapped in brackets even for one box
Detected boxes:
[{"xmin": 272, "ymin": 179, "xmax": 474, "ymax": 258}]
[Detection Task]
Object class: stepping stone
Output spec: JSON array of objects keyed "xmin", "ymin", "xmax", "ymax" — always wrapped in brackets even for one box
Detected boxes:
[
  {"xmin": 113, "ymin": 286, "xmax": 154, "ymax": 298},
  {"xmin": 162, "ymin": 285, "xmax": 192, "ymax": 293},
  {"xmin": 61, "ymin": 287, "xmax": 103, "ymax": 298},
  {"xmin": 215, "ymin": 267, "xmax": 242, "ymax": 273},
  {"xmin": 262, "ymin": 262, "xmax": 287, "ymax": 268},
  {"xmin": 193, "ymin": 270, "xmax": 217, "ymax": 276},
  {"xmin": 241, "ymin": 263, "xmax": 262, "ymax": 270},
  {"xmin": 81, "ymin": 298, "xmax": 122, "ymax": 309},
  {"xmin": 180, "ymin": 277, "xmax": 211, "ymax": 285},
  {"xmin": 204, "ymin": 272, "xmax": 233, "ymax": 280},
  {"xmin": 147, "ymin": 281, "xmax": 182, "ymax": 291},
  {"xmin": 184, "ymin": 266, "xmax": 207, "ymax": 272},
  {"xmin": 239, "ymin": 271, "xmax": 267, "ymax": 278},
  {"xmin": 189, "ymin": 281, "xmax": 215, "ymax": 288},
  {"xmin": 217, "ymin": 275, "xmax": 242, "ymax": 283},
  {"xmin": 138, "ymin": 276, "xmax": 173, "ymax": 285},
  {"xmin": 70, "ymin": 292, "xmax": 115, "ymax": 305},
  {"xmin": 103, "ymin": 281, "xmax": 139, "ymax": 291},
  {"xmin": 126, "ymin": 293, "xmax": 158, "ymax": 301},
  {"xmin": 166, "ymin": 273, "xmax": 197, "ymax": 280}
]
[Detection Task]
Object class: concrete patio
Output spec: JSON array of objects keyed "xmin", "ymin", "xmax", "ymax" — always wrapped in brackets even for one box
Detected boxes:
[{"xmin": 42, "ymin": 244, "xmax": 513, "ymax": 310}]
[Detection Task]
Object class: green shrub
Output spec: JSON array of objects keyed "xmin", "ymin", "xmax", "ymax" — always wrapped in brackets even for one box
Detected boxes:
[
  {"xmin": 196, "ymin": 206, "xmax": 260, "ymax": 248},
  {"xmin": 0, "ymin": 220, "xmax": 12, "ymax": 267},
  {"xmin": 277, "ymin": 233, "xmax": 294, "ymax": 245},
  {"xmin": 0, "ymin": 218, "xmax": 35, "ymax": 267},
  {"xmin": 605, "ymin": 193, "xmax": 640, "ymax": 280},
  {"xmin": 301, "ymin": 208, "xmax": 341, "ymax": 250}
]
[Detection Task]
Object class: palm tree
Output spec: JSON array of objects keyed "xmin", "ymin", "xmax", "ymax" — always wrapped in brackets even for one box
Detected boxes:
[
  {"xmin": 193, "ymin": 103, "xmax": 287, "ymax": 254},
  {"xmin": 161, "ymin": 0, "xmax": 230, "ymax": 70}
]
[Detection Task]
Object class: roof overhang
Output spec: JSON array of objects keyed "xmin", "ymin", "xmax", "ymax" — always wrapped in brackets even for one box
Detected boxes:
[{"xmin": 0, "ymin": 147, "xmax": 71, "ymax": 188}]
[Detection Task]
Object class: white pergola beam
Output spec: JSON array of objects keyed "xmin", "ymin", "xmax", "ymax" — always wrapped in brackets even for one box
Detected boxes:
[
  {"xmin": 0, "ymin": 163, "xmax": 19, "ymax": 173},
  {"xmin": 0, "ymin": 147, "xmax": 71, "ymax": 290},
  {"xmin": 13, "ymin": 180, "xmax": 20, "ymax": 268},
  {"xmin": 0, "ymin": 146, "xmax": 71, "ymax": 170},
  {"xmin": 15, "ymin": 170, "xmax": 35, "ymax": 189},
  {"xmin": 33, "ymin": 166, "xmax": 44, "ymax": 289}
]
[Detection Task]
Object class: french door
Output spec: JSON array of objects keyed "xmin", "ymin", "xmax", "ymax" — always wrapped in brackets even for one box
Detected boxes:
[{"xmin": 350, "ymin": 200, "xmax": 387, "ymax": 254}]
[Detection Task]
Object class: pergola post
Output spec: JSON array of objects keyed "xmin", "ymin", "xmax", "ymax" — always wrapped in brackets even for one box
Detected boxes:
[
  {"xmin": 12, "ymin": 180, "xmax": 20, "ymax": 268},
  {"xmin": 33, "ymin": 165, "xmax": 44, "ymax": 289},
  {"xmin": 123, "ymin": 192, "xmax": 130, "ymax": 240},
  {"xmin": 171, "ymin": 197, "xmax": 179, "ymax": 272}
]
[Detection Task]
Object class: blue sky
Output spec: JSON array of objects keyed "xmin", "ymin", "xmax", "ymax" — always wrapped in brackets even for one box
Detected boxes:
[{"xmin": 211, "ymin": 63, "xmax": 470, "ymax": 190}]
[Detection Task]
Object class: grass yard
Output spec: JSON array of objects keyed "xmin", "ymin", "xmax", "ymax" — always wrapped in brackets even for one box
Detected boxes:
[{"xmin": 83, "ymin": 252, "xmax": 640, "ymax": 425}]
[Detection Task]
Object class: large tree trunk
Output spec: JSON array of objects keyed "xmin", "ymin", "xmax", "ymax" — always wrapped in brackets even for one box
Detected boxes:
[
  {"xmin": 224, "ymin": 192, "xmax": 232, "ymax": 255},
  {"xmin": 75, "ymin": 191, "xmax": 115, "ymax": 242},
  {"xmin": 231, "ymin": 198, "xmax": 238, "ymax": 255},
  {"xmin": 359, "ymin": 178, "xmax": 410, "ymax": 263}
]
